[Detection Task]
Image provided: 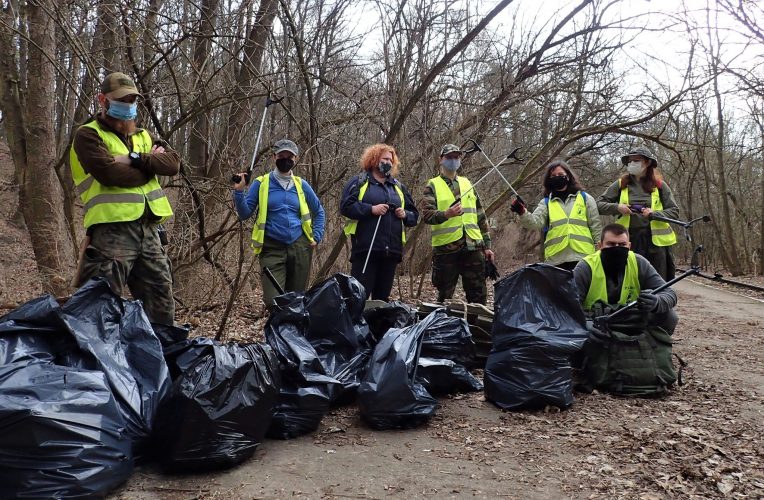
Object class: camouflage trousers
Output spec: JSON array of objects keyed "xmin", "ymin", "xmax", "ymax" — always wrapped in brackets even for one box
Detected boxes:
[
  {"xmin": 77, "ymin": 220, "xmax": 175, "ymax": 325},
  {"xmin": 431, "ymin": 247, "xmax": 487, "ymax": 304}
]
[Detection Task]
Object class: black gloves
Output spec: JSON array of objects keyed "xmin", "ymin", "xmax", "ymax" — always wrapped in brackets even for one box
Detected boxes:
[
  {"xmin": 485, "ymin": 260, "xmax": 500, "ymax": 281},
  {"xmin": 510, "ymin": 197, "xmax": 526, "ymax": 215},
  {"xmin": 637, "ymin": 289, "xmax": 659, "ymax": 312}
]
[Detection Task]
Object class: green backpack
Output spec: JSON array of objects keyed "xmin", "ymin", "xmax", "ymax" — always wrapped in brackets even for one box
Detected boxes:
[{"xmin": 583, "ymin": 324, "xmax": 678, "ymax": 397}]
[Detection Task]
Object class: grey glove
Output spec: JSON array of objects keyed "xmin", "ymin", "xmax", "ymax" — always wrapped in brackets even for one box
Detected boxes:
[{"xmin": 637, "ymin": 289, "xmax": 658, "ymax": 312}]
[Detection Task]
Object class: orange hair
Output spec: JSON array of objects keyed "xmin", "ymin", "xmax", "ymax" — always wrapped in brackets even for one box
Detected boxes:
[{"xmin": 359, "ymin": 143, "xmax": 400, "ymax": 177}]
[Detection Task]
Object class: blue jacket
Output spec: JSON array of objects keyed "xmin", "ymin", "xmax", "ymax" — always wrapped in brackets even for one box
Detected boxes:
[
  {"xmin": 340, "ymin": 173, "xmax": 418, "ymax": 261},
  {"xmin": 233, "ymin": 171, "xmax": 325, "ymax": 245}
]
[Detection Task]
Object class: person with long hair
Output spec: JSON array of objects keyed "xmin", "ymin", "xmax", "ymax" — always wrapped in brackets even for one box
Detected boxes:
[
  {"xmin": 596, "ymin": 146, "xmax": 679, "ymax": 280},
  {"xmin": 340, "ymin": 143, "xmax": 418, "ymax": 301},
  {"xmin": 510, "ymin": 159, "xmax": 601, "ymax": 270}
]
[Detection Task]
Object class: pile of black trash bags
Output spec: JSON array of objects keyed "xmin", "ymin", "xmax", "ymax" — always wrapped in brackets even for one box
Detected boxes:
[{"xmin": 0, "ymin": 274, "xmax": 482, "ymax": 498}]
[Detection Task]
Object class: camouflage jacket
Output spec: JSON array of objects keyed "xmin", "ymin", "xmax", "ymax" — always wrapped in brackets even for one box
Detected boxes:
[{"xmin": 420, "ymin": 173, "xmax": 492, "ymax": 254}]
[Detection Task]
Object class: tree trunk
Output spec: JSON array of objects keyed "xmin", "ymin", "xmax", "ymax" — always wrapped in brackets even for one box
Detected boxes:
[
  {"xmin": 20, "ymin": 0, "xmax": 72, "ymax": 294},
  {"xmin": 0, "ymin": 2, "xmax": 27, "ymax": 226},
  {"xmin": 187, "ymin": 0, "xmax": 219, "ymax": 177},
  {"xmin": 760, "ymin": 126, "xmax": 764, "ymax": 275},
  {"xmin": 711, "ymin": 58, "xmax": 743, "ymax": 275},
  {"xmin": 211, "ymin": 0, "xmax": 278, "ymax": 181}
]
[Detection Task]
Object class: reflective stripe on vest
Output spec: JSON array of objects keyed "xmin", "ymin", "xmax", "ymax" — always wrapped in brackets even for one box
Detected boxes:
[
  {"xmin": 429, "ymin": 176, "xmax": 483, "ymax": 247},
  {"xmin": 250, "ymin": 173, "xmax": 315, "ymax": 255},
  {"xmin": 343, "ymin": 178, "xmax": 407, "ymax": 244},
  {"xmin": 543, "ymin": 192, "xmax": 595, "ymax": 260},
  {"xmin": 69, "ymin": 120, "xmax": 173, "ymax": 229},
  {"xmin": 582, "ymin": 250, "xmax": 641, "ymax": 310},
  {"xmin": 615, "ymin": 187, "xmax": 677, "ymax": 247}
]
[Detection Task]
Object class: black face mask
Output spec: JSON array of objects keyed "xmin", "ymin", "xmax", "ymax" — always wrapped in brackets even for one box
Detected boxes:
[
  {"xmin": 548, "ymin": 175, "xmax": 568, "ymax": 191},
  {"xmin": 600, "ymin": 246, "xmax": 629, "ymax": 276},
  {"xmin": 378, "ymin": 162, "xmax": 392, "ymax": 176},
  {"xmin": 276, "ymin": 158, "xmax": 294, "ymax": 173}
]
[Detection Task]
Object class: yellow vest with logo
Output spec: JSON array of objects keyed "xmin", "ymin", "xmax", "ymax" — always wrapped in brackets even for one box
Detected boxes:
[
  {"xmin": 582, "ymin": 250, "xmax": 641, "ymax": 310},
  {"xmin": 544, "ymin": 192, "xmax": 595, "ymax": 260},
  {"xmin": 250, "ymin": 173, "xmax": 314, "ymax": 255},
  {"xmin": 343, "ymin": 177, "xmax": 407, "ymax": 244},
  {"xmin": 429, "ymin": 176, "xmax": 483, "ymax": 247},
  {"xmin": 615, "ymin": 186, "xmax": 677, "ymax": 247},
  {"xmin": 69, "ymin": 120, "xmax": 173, "ymax": 229}
]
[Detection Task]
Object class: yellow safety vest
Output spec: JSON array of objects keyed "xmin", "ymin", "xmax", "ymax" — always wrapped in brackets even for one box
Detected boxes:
[
  {"xmin": 69, "ymin": 120, "xmax": 173, "ymax": 229},
  {"xmin": 250, "ymin": 173, "xmax": 314, "ymax": 255},
  {"xmin": 582, "ymin": 250, "xmax": 641, "ymax": 310},
  {"xmin": 428, "ymin": 176, "xmax": 483, "ymax": 247},
  {"xmin": 544, "ymin": 192, "xmax": 595, "ymax": 260},
  {"xmin": 343, "ymin": 177, "xmax": 407, "ymax": 244},
  {"xmin": 615, "ymin": 186, "xmax": 677, "ymax": 247}
]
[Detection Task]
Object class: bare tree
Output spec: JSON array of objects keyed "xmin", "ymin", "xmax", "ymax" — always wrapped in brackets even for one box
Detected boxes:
[{"xmin": 0, "ymin": 0, "xmax": 73, "ymax": 294}]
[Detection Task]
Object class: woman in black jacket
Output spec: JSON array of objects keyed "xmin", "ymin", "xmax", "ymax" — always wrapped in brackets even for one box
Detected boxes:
[{"xmin": 340, "ymin": 143, "xmax": 418, "ymax": 301}]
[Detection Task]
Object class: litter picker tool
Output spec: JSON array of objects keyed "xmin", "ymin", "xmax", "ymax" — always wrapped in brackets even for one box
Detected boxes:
[
  {"xmin": 450, "ymin": 139, "xmax": 524, "ymax": 207},
  {"xmin": 648, "ymin": 213, "xmax": 711, "ymax": 242},
  {"xmin": 231, "ymin": 93, "xmax": 284, "ymax": 185},
  {"xmin": 594, "ymin": 244, "xmax": 703, "ymax": 329},
  {"xmin": 263, "ymin": 266, "xmax": 285, "ymax": 295},
  {"xmin": 361, "ymin": 203, "xmax": 398, "ymax": 274}
]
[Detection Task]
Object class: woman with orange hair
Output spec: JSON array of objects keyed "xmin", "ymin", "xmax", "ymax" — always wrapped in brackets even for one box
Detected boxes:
[{"xmin": 340, "ymin": 143, "xmax": 418, "ymax": 301}]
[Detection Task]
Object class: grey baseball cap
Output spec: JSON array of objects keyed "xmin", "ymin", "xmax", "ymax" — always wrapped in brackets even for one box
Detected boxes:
[
  {"xmin": 273, "ymin": 139, "xmax": 299, "ymax": 156},
  {"xmin": 440, "ymin": 143, "xmax": 462, "ymax": 156}
]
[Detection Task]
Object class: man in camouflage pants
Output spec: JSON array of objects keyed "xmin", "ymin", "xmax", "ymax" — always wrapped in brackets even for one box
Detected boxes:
[
  {"xmin": 421, "ymin": 144, "xmax": 495, "ymax": 304},
  {"xmin": 70, "ymin": 72, "xmax": 179, "ymax": 325}
]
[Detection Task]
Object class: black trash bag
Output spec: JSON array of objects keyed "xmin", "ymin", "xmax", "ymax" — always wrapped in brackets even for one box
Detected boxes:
[
  {"xmin": 152, "ymin": 322, "xmax": 191, "ymax": 350},
  {"xmin": 61, "ymin": 279, "xmax": 171, "ymax": 459},
  {"xmin": 416, "ymin": 357, "xmax": 483, "ymax": 395},
  {"xmin": 162, "ymin": 336, "xmax": 217, "ymax": 381},
  {"xmin": 420, "ymin": 309, "xmax": 477, "ymax": 368},
  {"xmin": 303, "ymin": 274, "xmax": 374, "ymax": 364},
  {"xmin": 0, "ymin": 362, "xmax": 133, "ymax": 499},
  {"xmin": 0, "ymin": 279, "xmax": 171, "ymax": 460},
  {"xmin": 266, "ymin": 382, "xmax": 332, "ymax": 439},
  {"xmin": 484, "ymin": 264, "xmax": 588, "ymax": 411},
  {"xmin": 0, "ymin": 296, "xmax": 75, "ymax": 365},
  {"xmin": 362, "ymin": 300, "xmax": 418, "ymax": 342},
  {"xmin": 357, "ymin": 312, "xmax": 440, "ymax": 430},
  {"xmin": 265, "ymin": 296, "xmax": 337, "ymax": 439},
  {"xmin": 155, "ymin": 342, "xmax": 281, "ymax": 472},
  {"xmin": 265, "ymin": 274, "xmax": 372, "ymax": 429}
]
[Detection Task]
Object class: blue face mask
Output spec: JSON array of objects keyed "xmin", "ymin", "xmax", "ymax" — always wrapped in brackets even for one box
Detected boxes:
[
  {"xmin": 106, "ymin": 99, "xmax": 138, "ymax": 121},
  {"xmin": 442, "ymin": 158, "xmax": 460, "ymax": 171}
]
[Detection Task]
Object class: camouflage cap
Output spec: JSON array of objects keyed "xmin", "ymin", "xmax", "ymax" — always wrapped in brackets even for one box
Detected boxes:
[
  {"xmin": 100, "ymin": 72, "xmax": 140, "ymax": 99},
  {"xmin": 440, "ymin": 143, "xmax": 462, "ymax": 156},
  {"xmin": 273, "ymin": 139, "xmax": 298, "ymax": 156},
  {"xmin": 621, "ymin": 146, "xmax": 657, "ymax": 167}
]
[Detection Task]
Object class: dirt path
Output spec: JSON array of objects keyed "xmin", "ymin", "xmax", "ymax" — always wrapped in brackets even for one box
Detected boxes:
[
  {"xmin": 113, "ymin": 280, "xmax": 764, "ymax": 500},
  {"xmin": 673, "ymin": 279, "xmax": 764, "ymax": 321}
]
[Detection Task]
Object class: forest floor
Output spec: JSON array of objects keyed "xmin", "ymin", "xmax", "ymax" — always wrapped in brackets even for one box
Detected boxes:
[
  {"xmin": 1, "ymin": 144, "xmax": 764, "ymax": 499},
  {"xmin": 110, "ymin": 279, "xmax": 764, "ymax": 500}
]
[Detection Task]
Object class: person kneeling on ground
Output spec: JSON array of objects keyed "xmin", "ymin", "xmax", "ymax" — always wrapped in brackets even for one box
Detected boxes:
[{"xmin": 573, "ymin": 223, "xmax": 678, "ymax": 334}]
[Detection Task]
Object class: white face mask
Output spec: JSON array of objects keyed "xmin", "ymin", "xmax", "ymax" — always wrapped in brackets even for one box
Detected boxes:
[{"xmin": 627, "ymin": 161, "xmax": 644, "ymax": 176}]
